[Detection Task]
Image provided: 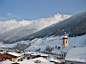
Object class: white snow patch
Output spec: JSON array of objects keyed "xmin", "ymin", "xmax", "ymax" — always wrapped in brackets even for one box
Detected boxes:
[{"xmin": 65, "ymin": 47, "xmax": 86, "ymax": 62}]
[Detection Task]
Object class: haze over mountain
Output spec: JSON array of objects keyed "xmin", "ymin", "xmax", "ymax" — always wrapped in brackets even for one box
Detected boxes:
[
  {"xmin": 0, "ymin": 11, "xmax": 86, "ymax": 44},
  {"xmin": 3, "ymin": 11, "xmax": 85, "ymax": 43},
  {"xmin": 25, "ymin": 11, "xmax": 86, "ymax": 39},
  {"xmin": 0, "ymin": 13, "xmax": 70, "ymax": 43}
]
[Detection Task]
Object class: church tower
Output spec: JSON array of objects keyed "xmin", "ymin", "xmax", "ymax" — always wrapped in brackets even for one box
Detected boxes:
[{"xmin": 63, "ymin": 32, "xmax": 68, "ymax": 48}]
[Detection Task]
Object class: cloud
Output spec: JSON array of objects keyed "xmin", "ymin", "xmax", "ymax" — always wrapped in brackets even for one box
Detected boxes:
[{"xmin": 0, "ymin": 13, "xmax": 71, "ymax": 34}]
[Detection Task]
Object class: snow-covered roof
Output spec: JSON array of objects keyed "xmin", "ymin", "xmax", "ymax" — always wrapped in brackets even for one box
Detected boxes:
[
  {"xmin": 31, "ymin": 53, "xmax": 48, "ymax": 56},
  {"xmin": 49, "ymin": 58, "xmax": 63, "ymax": 63},
  {"xmin": 40, "ymin": 53, "xmax": 48, "ymax": 57},
  {"xmin": 7, "ymin": 52, "xmax": 23, "ymax": 57},
  {"xmin": 63, "ymin": 35, "xmax": 68, "ymax": 38},
  {"xmin": 0, "ymin": 51, "xmax": 6, "ymax": 54},
  {"xmin": 25, "ymin": 52, "xmax": 48, "ymax": 56},
  {"xmin": 18, "ymin": 57, "xmax": 54, "ymax": 64},
  {"xmin": 65, "ymin": 47, "xmax": 86, "ymax": 62}
]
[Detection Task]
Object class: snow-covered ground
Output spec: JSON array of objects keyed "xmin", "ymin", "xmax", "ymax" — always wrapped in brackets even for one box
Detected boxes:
[
  {"xmin": 0, "ymin": 33, "xmax": 86, "ymax": 64},
  {"xmin": 25, "ymin": 34, "xmax": 86, "ymax": 53},
  {"xmin": 19, "ymin": 57, "xmax": 54, "ymax": 64},
  {"xmin": 0, "ymin": 60, "xmax": 13, "ymax": 64},
  {"xmin": 0, "ymin": 57, "xmax": 54, "ymax": 64},
  {"xmin": 0, "ymin": 34, "xmax": 86, "ymax": 54},
  {"xmin": 65, "ymin": 47, "xmax": 86, "ymax": 63}
]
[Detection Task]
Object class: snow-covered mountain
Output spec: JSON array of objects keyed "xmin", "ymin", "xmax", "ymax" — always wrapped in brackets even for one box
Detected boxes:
[
  {"xmin": 0, "ymin": 11, "xmax": 86, "ymax": 56},
  {"xmin": 23, "ymin": 34, "xmax": 86, "ymax": 53},
  {"xmin": 0, "ymin": 11, "xmax": 86, "ymax": 44},
  {"xmin": 20, "ymin": 11, "xmax": 86, "ymax": 41},
  {"xmin": 0, "ymin": 12, "xmax": 86, "ymax": 64},
  {"xmin": 0, "ymin": 13, "xmax": 70, "ymax": 43}
]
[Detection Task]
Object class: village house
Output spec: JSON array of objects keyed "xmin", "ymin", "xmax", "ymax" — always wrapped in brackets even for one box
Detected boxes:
[
  {"xmin": 65, "ymin": 47, "xmax": 86, "ymax": 64},
  {"xmin": 0, "ymin": 51, "xmax": 24, "ymax": 62}
]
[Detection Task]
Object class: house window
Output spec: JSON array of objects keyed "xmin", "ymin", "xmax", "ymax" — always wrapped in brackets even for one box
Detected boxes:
[
  {"xmin": 66, "ymin": 40, "xmax": 67, "ymax": 44},
  {"xmin": 58, "ymin": 46, "xmax": 61, "ymax": 50}
]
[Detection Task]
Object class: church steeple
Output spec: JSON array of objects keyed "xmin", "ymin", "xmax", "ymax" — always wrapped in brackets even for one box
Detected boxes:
[{"xmin": 63, "ymin": 32, "xmax": 68, "ymax": 48}]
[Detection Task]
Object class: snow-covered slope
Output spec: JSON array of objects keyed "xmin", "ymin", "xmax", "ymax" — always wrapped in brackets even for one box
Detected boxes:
[
  {"xmin": 25, "ymin": 11, "xmax": 86, "ymax": 41},
  {"xmin": 25, "ymin": 34, "xmax": 86, "ymax": 54},
  {"xmin": 1, "ymin": 34, "xmax": 86, "ymax": 54},
  {"xmin": 0, "ymin": 14, "xmax": 70, "ymax": 43}
]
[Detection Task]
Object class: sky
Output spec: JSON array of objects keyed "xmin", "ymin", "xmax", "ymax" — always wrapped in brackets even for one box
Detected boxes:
[{"xmin": 0, "ymin": 0, "xmax": 86, "ymax": 20}]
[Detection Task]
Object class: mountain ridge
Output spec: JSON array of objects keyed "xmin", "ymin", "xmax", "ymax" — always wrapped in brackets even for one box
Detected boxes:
[
  {"xmin": 0, "ymin": 14, "xmax": 70, "ymax": 43},
  {"xmin": 14, "ymin": 11, "xmax": 86, "ymax": 43}
]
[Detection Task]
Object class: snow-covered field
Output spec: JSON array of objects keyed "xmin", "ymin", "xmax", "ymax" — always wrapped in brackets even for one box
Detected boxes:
[{"xmin": 0, "ymin": 34, "xmax": 86, "ymax": 54}]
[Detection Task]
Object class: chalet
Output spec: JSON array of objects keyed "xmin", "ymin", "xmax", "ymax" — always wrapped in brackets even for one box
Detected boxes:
[
  {"xmin": 0, "ymin": 52, "xmax": 23, "ymax": 62},
  {"xmin": 65, "ymin": 47, "xmax": 86, "ymax": 64},
  {"xmin": 24, "ymin": 52, "xmax": 48, "ymax": 59}
]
